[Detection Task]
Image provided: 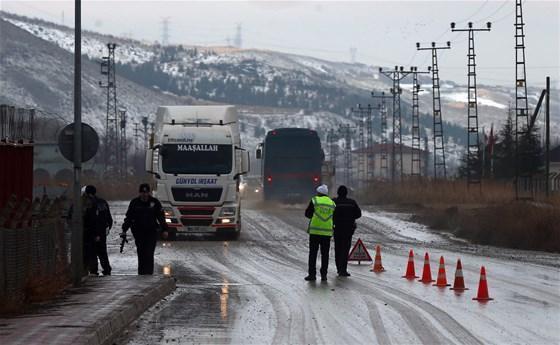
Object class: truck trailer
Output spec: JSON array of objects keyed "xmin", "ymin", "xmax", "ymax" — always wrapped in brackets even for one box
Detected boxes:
[{"xmin": 145, "ymin": 105, "xmax": 249, "ymax": 239}]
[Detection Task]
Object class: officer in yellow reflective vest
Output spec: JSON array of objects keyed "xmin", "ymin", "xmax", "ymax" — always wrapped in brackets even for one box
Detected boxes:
[{"xmin": 304, "ymin": 184, "xmax": 336, "ymax": 281}]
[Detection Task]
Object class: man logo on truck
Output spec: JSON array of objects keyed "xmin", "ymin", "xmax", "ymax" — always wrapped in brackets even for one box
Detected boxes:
[{"xmin": 185, "ymin": 191, "xmax": 209, "ymax": 199}]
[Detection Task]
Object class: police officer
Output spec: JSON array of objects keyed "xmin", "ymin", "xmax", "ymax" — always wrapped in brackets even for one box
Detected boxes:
[
  {"xmin": 121, "ymin": 183, "xmax": 168, "ymax": 275},
  {"xmin": 332, "ymin": 185, "xmax": 361, "ymax": 277},
  {"xmin": 304, "ymin": 184, "xmax": 335, "ymax": 281},
  {"xmin": 83, "ymin": 185, "xmax": 113, "ymax": 276}
]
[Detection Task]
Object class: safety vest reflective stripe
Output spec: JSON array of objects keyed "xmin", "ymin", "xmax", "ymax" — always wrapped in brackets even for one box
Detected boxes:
[{"xmin": 309, "ymin": 196, "xmax": 335, "ymax": 237}]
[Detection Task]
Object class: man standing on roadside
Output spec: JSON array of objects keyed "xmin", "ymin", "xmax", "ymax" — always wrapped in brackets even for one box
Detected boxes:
[
  {"xmin": 83, "ymin": 185, "xmax": 113, "ymax": 276},
  {"xmin": 304, "ymin": 184, "xmax": 335, "ymax": 281},
  {"xmin": 121, "ymin": 183, "xmax": 168, "ymax": 275},
  {"xmin": 332, "ymin": 185, "xmax": 361, "ymax": 277}
]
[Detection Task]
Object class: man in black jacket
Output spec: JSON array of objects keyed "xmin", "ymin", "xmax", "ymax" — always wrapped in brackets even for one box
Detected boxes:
[
  {"xmin": 121, "ymin": 183, "xmax": 168, "ymax": 275},
  {"xmin": 332, "ymin": 185, "xmax": 361, "ymax": 277},
  {"xmin": 83, "ymin": 185, "xmax": 113, "ymax": 276}
]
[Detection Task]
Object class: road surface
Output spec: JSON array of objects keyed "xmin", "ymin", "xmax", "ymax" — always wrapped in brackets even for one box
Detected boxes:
[{"xmin": 106, "ymin": 201, "xmax": 560, "ymax": 345}]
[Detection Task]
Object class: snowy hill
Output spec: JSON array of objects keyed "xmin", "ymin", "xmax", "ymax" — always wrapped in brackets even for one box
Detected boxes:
[{"xmin": 1, "ymin": 11, "xmax": 558, "ymax": 175}]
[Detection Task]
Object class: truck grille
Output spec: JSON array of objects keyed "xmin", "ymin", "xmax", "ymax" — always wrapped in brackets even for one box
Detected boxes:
[
  {"xmin": 181, "ymin": 218, "xmax": 213, "ymax": 227},
  {"xmin": 178, "ymin": 207, "xmax": 215, "ymax": 216},
  {"xmin": 171, "ymin": 188, "xmax": 222, "ymax": 202}
]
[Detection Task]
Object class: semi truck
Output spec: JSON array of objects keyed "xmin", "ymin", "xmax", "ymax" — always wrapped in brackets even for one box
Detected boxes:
[{"xmin": 145, "ymin": 105, "xmax": 249, "ymax": 239}]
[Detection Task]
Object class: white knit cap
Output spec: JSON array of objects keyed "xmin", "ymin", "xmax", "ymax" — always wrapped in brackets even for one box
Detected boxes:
[{"xmin": 316, "ymin": 184, "xmax": 328, "ymax": 195}]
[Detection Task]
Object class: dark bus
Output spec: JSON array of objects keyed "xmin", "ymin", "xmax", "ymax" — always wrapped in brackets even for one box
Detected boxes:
[{"xmin": 256, "ymin": 128, "xmax": 324, "ymax": 202}]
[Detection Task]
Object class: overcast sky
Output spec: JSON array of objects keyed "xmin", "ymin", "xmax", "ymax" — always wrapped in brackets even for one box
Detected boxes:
[{"xmin": 2, "ymin": 0, "xmax": 559, "ymax": 87}]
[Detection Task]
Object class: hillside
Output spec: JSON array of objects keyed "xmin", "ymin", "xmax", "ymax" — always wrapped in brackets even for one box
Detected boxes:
[{"xmin": 1, "ymin": 11, "xmax": 558, "ymax": 174}]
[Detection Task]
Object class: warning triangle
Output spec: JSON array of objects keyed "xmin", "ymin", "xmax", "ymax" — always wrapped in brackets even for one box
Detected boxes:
[{"xmin": 348, "ymin": 238, "xmax": 373, "ymax": 262}]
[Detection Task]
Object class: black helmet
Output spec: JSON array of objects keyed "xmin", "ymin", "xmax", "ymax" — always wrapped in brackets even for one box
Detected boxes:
[
  {"xmin": 85, "ymin": 185, "xmax": 96, "ymax": 195},
  {"xmin": 337, "ymin": 185, "xmax": 348, "ymax": 197}
]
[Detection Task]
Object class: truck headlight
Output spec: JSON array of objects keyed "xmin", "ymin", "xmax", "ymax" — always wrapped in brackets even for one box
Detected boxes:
[
  {"xmin": 163, "ymin": 207, "xmax": 174, "ymax": 218},
  {"xmin": 219, "ymin": 206, "xmax": 236, "ymax": 217}
]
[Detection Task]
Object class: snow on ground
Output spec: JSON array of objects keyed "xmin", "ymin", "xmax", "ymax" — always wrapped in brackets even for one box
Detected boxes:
[
  {"xmin": 442, "ymin": 92, "xmax": 508, "ymax": 109},
  {"xmin": 360, "ymin": 210, "xmax": 452, "ymax": 245}
]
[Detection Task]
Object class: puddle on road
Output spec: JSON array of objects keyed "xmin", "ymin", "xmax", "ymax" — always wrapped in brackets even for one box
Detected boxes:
[{"xmin": 123, "ymin": 280, "xmax": 242, "ymax": 345}]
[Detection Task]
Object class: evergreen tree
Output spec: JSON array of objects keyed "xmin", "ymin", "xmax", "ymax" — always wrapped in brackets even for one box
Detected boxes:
[{"xmin": 494, "ymin": 112, "xmax": 516, "ymax": 179}]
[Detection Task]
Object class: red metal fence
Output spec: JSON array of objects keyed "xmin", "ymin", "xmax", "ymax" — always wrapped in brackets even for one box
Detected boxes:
[{"xmin": 0, "ymin": 105, "xmax": 34, "ymax": 209}]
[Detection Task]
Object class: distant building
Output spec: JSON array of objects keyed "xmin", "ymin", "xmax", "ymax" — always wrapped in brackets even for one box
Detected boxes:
[{"xmin": 351, "ymin": 143, "xmax": 429, "ymax": 179}]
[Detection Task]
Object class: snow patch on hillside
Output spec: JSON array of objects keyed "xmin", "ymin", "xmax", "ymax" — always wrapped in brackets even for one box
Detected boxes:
[{"xmin": 4, "ymin": 17, "xmax": 154, "ymax": 64}]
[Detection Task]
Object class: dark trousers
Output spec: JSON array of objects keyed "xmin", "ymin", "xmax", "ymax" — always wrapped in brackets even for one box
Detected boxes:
[
  {"xmin": 308, "ymin": 234, "xmax": 331, "ymax": 277},
  {"xmin": 334, "ymin": 234, "xmax": 353, "ymax": 274},
  {"xmin": 91, "ymin": 236, "xmax": 111, "ymax": 275},
  {"xmin": 136, "ymin": 236, "xmax": 157, "ymax": 275}
]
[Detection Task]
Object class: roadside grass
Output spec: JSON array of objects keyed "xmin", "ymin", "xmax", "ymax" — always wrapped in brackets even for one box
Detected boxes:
[{"xmin": 358, "ymin": 180, "xmax": 560, "ymax": 253}]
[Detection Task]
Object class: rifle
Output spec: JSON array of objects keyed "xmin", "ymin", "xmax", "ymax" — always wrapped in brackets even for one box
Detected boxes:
[{"xmin": 119, "ymin": 232, "xmax": 128, "ymax": 253}]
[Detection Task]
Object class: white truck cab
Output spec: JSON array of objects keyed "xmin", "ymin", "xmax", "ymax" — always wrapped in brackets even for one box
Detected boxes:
[{"xmin": 145, "ymin": 105, "xmax": 249, "ymax": 238}]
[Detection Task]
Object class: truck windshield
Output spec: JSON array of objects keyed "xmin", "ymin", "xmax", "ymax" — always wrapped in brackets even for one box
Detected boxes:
[{"xmin": 161, "ymin": 144, "xmax": 233, "ymax": 174}]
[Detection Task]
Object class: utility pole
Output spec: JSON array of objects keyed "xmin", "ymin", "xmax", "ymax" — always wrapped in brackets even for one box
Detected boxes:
[
  {"xmin": 327, "ymin": 129, "xmax": 337, "ymax": 186},
  {"xmin": 71, "ymin": 0, "xmax": 83, "ymax": 287},
  {"xmin": 545, "ymin": 76, "xmax": 550, "ymax": 197},
  {"xmin": 372, "ymin": 92, "xmax": 390, "ymax": 180},
  {"xmin": 410, "ymin": 67, "xmax": 430, "ymax": 177},
  {"xmin": 378, "ymin": 66, "xmax": 411, "ymax": 183},
  {"xmin": 100, "ymin": 43, "xmax": 119, "ymax": 176},
  {"xmin": 514, "ymin": 0, "xmax": 530, "ymax": 199},
  {"xmin": 451, "ymin": 21, "xmax": 492, "ymax": 188},
  {"xmin": 417, "ymin": 41, "xmax": 451, "ymax": 179}
]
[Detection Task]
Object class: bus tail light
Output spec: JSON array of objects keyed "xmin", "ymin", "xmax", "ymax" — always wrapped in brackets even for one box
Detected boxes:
[
  {"xmin": 313, "ymin": 176, "xmax": 319, "ymax": 182},
  {"xmin": 267, "ymin": 176, "xmax": 273, "ymax": 183}
]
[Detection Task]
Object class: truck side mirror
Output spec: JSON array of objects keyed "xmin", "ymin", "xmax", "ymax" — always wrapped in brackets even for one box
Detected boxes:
[
  {"xmin": 145, "ymin": 148, "xmax": 154, "ymax": 173},
  {"xmin": 256, "ymin": 148, "xmax": 262, "ymax": 159},
  {"xmin": 241, "ymin": 150, "xmax": 250, "ymax": 175}
]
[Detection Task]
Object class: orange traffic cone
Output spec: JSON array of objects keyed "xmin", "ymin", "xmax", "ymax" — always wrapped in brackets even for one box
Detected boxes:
[
  {"xmin": 370, "ymin": 245, "xmax": 385, "ymax": 272},
  {"xmin": 402, "ymin": 249, "xmax": 418, "ymax": 279},
  {"xmin": 473, "ymin": 266, "xmax": 493, "ymax": 301},
  {"xmin": 450, "ymin": 259, "xmax": 469, "ymax": 291},
  {"xmin": 418, "ymin": 252, "xmax": 435, "ymax": 283},
  {"xmin": 433, "ymin": 256, "xmax": 451, "ymax": 287}
]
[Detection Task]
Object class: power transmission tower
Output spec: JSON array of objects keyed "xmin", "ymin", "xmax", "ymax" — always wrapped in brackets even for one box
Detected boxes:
[
  {"xmin": 451, "ymin": 21, "xmax": 492, "ymax": 188},
  {"xmin": 141, "ymin": 116, "xmax": 149, "ymax": 149},
  {"xmin": 351, "ymin": 105, "xmax": 372, "ymax": 188},
  {"xmin": 350, "ymin": 47, "xmax": 357, "ymax": 63},
  {"xmin": 410, "ymin": 67, "xmax": 430, "ymax": 177},
  {"xmin": 378, "ymin": 66, "xmax": 411, "ymax": 183},
  {"xmin": 327, "ymin": 128, "xmax": 338, "ymax": 185},
  {"xmin": 133, "ymin": 122, "xmax": 140, "ymax": 153},
  {"xmin": 372, "ymin": 92, "xmax": 390, "ymax": 179},
  {"xmin": 99, "ymin": 42, "xmax": 119, "ymax": 175},
  {"xmin": 417, "ymin": 41, "xmax": 451, "ymax": 179},
  {"xmin": 514, "ymin": 0, "xmax": 530, "ymax": 199},
  {"xmin": 339, "ymin": 124, "xmax": 356, "ymax": 187},
  {"xmin": 234, "ymin": 23, "xmax": 242, "ymax": 48},
  {"xmin": 119, "ymin": 108, "xmax": 127, "ymax": 177},
  {"xmin": 161, "ymin": 17, "xmax": 171, "ymax": 45}
]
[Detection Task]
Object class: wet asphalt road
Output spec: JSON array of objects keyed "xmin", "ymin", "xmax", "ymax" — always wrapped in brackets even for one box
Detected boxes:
[{"xmin": 107, "ymin": 201, "xmax": 560, "ymax": 345}]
